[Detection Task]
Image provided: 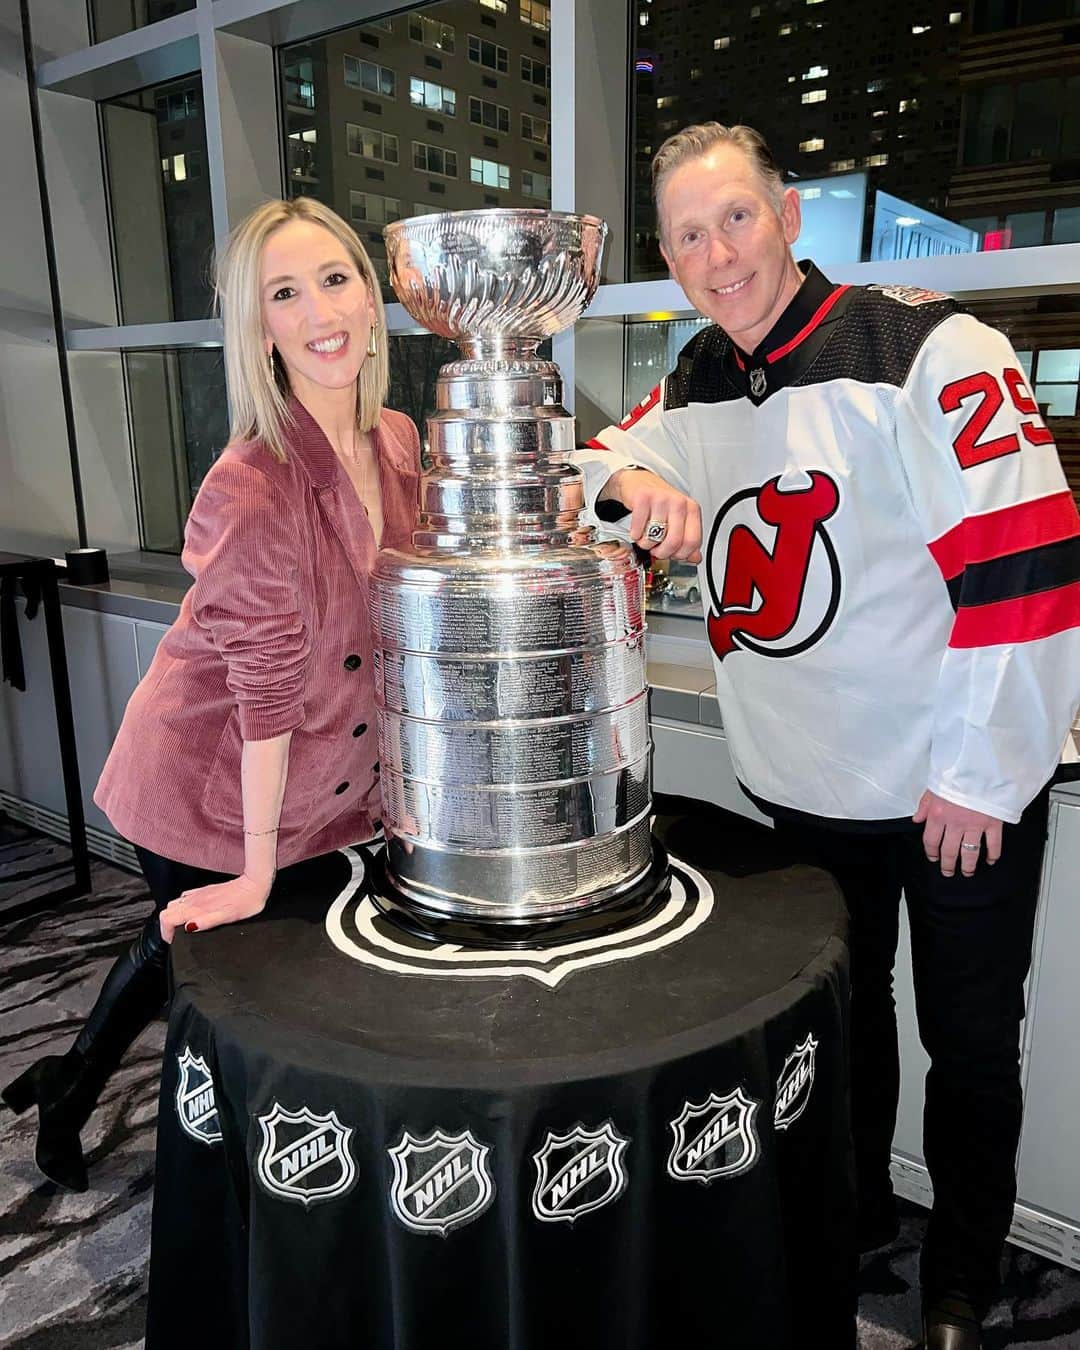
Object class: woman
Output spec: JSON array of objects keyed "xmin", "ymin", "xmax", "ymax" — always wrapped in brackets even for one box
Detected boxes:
[{"xmin": 2, "ymin": 197, "xmax": 420, "ymax": 1191}]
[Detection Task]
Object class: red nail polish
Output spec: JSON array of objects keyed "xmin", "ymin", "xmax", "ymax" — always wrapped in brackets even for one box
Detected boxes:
[{"xmin": 185, "ymin": 921, "xmax": 198, "ymax": 933}]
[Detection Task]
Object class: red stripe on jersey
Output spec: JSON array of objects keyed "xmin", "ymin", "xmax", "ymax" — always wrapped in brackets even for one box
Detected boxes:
[
  {"xmin": 928, "ymin": 491, "xmax": 1080, "ymax": 581},
  {"xmin": 618, "ymin": 384, "xmax": 661, "ymax": 432},
  {"xmin": 733, "ymin": 349, "xmax": 746, "ymax": 371},
  {"xmin": 767, "ymin": 285, "xmax": 851, "ymax": 365},
  {"xmin": 949, "ymin": 579, "xmax": 1080, "ymax": 648},
  {"xmin": 585, "ymin": 437, "xmax": 610, "ymax": 450}
]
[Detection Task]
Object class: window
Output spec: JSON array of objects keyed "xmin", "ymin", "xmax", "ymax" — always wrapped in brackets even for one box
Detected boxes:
[
  {"xmin": 415, "ymin": 141, "xmax": 458, "ymax": 177},
  {"xmin": 470, "ymin": 96, "xmax": 510, "ymax": 133},
  {"xmin": 830, "ymin": 157, "xmax": 857, "ymax": 170},
  {"xmin": 899, "ymin": 98, "xmax": 919, "ymax": 112},
  {"xmin": 470, "ymin": 155, "xmax": 510, "ymax": 189},
  {"xmin": 349, "ymin": 191, "xmax": 402, "ymax": 226},
  {"xmin": 800, "ymin": 137, "xmax": 825, "ymax": 151},
  {"xmin": 865, "ymin": 152, "xmax": 889, "ymax": 165},
  {"xmin": 409, "ymin": 15, "xmax": 455, "ymax": 52},
  {"xmin": 522, "ymin": 170, "xmax": 550, "ymax": 199},
  {"xmin": 286, "ymin": 128, "xmax": 317, "ymax": 184},
  {"xmin": 521, "ymin": 112, "xmax": 550, "ymax": 144},
  {"xmin": 714, "ymin": 36, "xmax": 731, "ymax": 49},
  {"xmin": 414, "ymin": 201, "xmax": 445, "ymax": 216},
  {"xmin": 410, "ymin": 78, "xmax": 456, "ymax": 116},
  {"xmin": 468, "ymin": 34, "xmax": 509, "ymax": 72},
  {"xmin": 779, "ymin": 22, "xmax": 795, "ymax": 33},
  {"xmin": 911, "ymin": 22, "xmax": 932, "ymax": 32},
  {"xmin": 283, "ymin": 57, "xmax": 315, "ymax": 110},
  {"xmin": 520, "ymin": 0, "xmax": 550, "ymax": 29},
  {"xmin": 521, "ymin": 56, "xmax": 550, "ymax": 87},
  {"xmin": 346, "ymin": 123, "xmax": 399, "ymax": 164},
  {"xmin": 1032, "ymin": 349, "xmax": 1080, "ymax": 418},
  {"xmin": 161, "ymin": 150, "xmax": 203, "ymax": 183},
  {"xmin": 802, "ymin": 89, "xmax": 827, "ymax": 104},
  {"xmin": 656, "ymin": 95, "xmax": 678, "ymax": 109},
  {"xmin": 479, "ymin": 0, "xmax": 507, "ymax": 10},
  {"xmin": 343, "ymin": 56, "xmax": 395, "ymax": 98},
  {"xmin": 949, "ymin": 9, "xmax": 963, "ymax": 20},
  {"xmin": 155, "ymin": 88, "xmax": 200, "ymax": 121},
  {"xmin": 803, "ymin": 64, "xmax": 828, "ymax": 80}
]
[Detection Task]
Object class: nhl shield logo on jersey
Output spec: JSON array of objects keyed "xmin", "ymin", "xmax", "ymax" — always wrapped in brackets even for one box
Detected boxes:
[
  {"xmin": 389, "ymin": 1128, "xmax": 495, "ymax": 1236},
  {"xmin": 531, "ymin": 1121, "xmax": 629, "ymax": 1224},
  {"xmin": 667, "ymin": 1088, "xmax": 760, "ymax": 1184},
  {"xmin": 774, "ymin": 1034, "xmax": 818, "ymax": 1131},
  {"xmin": 254, "ymin": 1102, "xmax": 357, "ymax": 1207},
  {"xmin": 705, "ymin": 469, "xmax": 842, "ymax": 662},
  {"xmin": 175, "ymin": 1046, "xmax": 222, "ymax": 1145}
]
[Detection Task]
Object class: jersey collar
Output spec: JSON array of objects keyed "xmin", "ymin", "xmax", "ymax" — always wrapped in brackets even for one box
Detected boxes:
[{"xmin": 729, "ymin": 261, "xmax": 852, "ymax": 403}]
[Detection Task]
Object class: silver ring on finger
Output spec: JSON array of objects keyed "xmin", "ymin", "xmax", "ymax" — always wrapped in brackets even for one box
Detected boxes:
[
  {"xmin": 645, "ymin": 518, "xmax": 668, "ymax": 544},
  {"xmin": 960, "ymin": 842, "xmax": 980, "ymax": 851}
]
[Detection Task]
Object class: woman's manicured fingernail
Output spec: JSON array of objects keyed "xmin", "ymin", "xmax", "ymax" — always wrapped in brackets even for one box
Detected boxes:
[{"xmin": 185, "ymin": 922, "xmax": 198, "ymax": 933}]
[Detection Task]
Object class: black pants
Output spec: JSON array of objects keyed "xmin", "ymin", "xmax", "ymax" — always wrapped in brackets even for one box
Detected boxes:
[{"xmin": 774, "ymin": 788, "xmax": 1050, "ymax": 1317}]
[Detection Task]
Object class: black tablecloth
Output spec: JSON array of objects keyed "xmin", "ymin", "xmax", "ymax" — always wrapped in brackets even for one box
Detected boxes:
[{"xmin": 147, "ymin": 806, "xmax": 854, "ymax": 1350}]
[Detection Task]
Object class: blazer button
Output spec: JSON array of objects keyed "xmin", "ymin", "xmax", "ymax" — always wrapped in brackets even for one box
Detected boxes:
[
  {"xmin": 335, "ymin": 781, "xmax": 350, "ymax": 795},
  {"xmin": 353, "ymin": 722, "xmax": 368, "ymax": 737},
  {"xmin": 344, "ymin": 654, "xmax": 362, "ymax": 670}
]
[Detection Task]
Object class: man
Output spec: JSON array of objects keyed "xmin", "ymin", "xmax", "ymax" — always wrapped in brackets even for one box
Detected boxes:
[{"xmin": 573, "ymin": 122, "xmax": 1080, "ymax": 1349}]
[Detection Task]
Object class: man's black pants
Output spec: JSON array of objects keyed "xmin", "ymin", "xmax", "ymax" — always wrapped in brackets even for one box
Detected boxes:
[{"xmin": 774, "ymin": 787, "xmax": 1050, "ymax": 1317}]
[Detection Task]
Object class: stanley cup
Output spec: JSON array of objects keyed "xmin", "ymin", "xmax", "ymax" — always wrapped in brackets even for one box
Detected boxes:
[{"xmin": 372, "ymin": 209, "xmax": 657, "ymax": 929}]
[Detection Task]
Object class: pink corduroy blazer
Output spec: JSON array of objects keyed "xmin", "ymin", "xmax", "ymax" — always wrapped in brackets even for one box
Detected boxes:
[{"xmin": 95, "ymin": 398, "xmax": 421, "ymax": 874}]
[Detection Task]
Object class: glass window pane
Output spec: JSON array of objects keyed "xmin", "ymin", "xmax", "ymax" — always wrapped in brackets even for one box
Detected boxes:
[
  {"xmin": 89, "ymin": 0, "xmax": 194, "ymax": 43},
  {"xmin": 102, "ymin": 75, "xmax": 214, "ymax": 324},
  {"xmin": 1036, "ymin": 349, "xmax": 1080, "ymax": 383},
  {"xmin": 1010, "ymin": 79, "xmax": 1061, "ymax": 160},
  {"xmin": 280, "ymin": 4, "xmax": 541, "ymax": 304},
  {"xmin": 125, "ymin": 347, "xmax": 229, "ymax": 554},
  {"xmin": 1053, "ymin": 206, "xmax": 1080, "ymax": 243},
  {"xmin": 1005, "ymin": 210, "xmax": 1046, "ymax": 247},
  {"xmin": 1033, "ymin": 384, "xmax": 1078, "ymax": 417}
]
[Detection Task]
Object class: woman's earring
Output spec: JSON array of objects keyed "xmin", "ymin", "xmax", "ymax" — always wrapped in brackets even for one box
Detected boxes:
[
  {"xmin": 366, "ymin": 323, "xmax": 378, "ymax": 359},
  {"xmin": 266, "ymin": 348, "xmax": 276, "ymax": 386}
]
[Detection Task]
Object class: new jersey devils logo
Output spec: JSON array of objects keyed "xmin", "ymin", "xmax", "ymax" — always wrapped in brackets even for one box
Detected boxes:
[{"xmin": 706, "ymin": 470, "xmax": 842, "ymax": 661}]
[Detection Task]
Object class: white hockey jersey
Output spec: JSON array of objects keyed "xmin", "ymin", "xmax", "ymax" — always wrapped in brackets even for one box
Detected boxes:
[{"xmin": 573, "ymin": 265, "xmax": 1080, "ymax": 825}]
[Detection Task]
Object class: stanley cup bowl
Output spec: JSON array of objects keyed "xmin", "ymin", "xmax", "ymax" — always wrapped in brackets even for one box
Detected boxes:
[
  {"xmin": 372, "ymin": 209, "xmax": 657, "ymax": 929},
  {"xmin": 384, "ymin": 209, "xmax": 607, "ymax": 354}
]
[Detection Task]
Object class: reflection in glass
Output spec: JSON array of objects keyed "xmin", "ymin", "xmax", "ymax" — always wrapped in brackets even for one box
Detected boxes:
[
  {"xmin": 89, "ymin": 0, "xmax": 194, "ymax": 43},
  {"xmin": 126, "ymin": 348, "xmax": 229, "ymax": 554},
  {"xmin": 280, "ymin": 3, "xmax": 548, "ymax": 301},
  {"xmin": 630, "ymin": 0, "xmax": 1080, "ymax": 278},
  {"xmin": 102, "ymin": 75, "xmax": 214, "ymax": 324}
]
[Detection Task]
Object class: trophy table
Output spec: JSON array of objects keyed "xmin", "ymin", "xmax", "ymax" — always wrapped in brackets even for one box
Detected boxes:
[{"xmin": 370, "ymin": 210, "xmax": 670, "ymax": 941}]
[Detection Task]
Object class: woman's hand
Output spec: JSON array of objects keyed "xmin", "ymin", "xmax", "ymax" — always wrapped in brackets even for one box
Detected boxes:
[
  {"xmin": 603, "ymin": 468, "xmax": 703, "ymax": 562},
  {"xmin": 159, "ymin": 873, "xmax": 273, "ymax": 944}
]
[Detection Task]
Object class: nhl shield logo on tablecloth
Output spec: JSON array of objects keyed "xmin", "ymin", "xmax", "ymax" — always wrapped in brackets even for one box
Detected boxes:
[
  {"xmin": 774, "ymin": 1034, "xmax": 818, "ymax": 1131},
  {"xmin": 667, "ymin": 1088, "xmax": 760, "ymax": 1184},
  {"xmin": 254, "ymin": 1102, "xmax": 357, "ymax": 1207},
  {"xmin": 175, "ymin": 1047, "xmax": 222, "ymax": 1145},
  {"xmin": 531, "ymin": 1122, "xmax": 629, "ymax": 1224},
  {"xmin": 389, "ymin": 1128, "xmax": 494, "ymax": 1237}
]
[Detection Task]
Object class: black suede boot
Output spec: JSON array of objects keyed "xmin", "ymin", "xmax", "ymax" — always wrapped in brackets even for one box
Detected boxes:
[{"xmin": 2, "ymin": 914, "xmax": 169, "ymax": 1191}]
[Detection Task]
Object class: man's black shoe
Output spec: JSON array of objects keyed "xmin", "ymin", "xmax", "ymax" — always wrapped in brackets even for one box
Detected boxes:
[{"xmin": 921, "ymin": 1293, "xmax": 982, "ymax": 1349}]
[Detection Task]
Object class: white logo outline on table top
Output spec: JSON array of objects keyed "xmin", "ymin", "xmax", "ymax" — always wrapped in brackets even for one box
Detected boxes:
[
  {"xmin": 388, "ymin": 1127, "xmax": 495, "ymax": 1237},
  {"xmin": 325, "ymin": 847, "xmax": 714, "ymax": 988},
  {"xmin": 531, "ymin": 1120, "xmax": 629, "ymax": 1224},
  {"xmin": 254, "ymin": 1101, "xmax": 357, "ymax": 1207},
  {"xmin": 175, "ymin": 1046, "xmax": 222, "ymax": 1146}
]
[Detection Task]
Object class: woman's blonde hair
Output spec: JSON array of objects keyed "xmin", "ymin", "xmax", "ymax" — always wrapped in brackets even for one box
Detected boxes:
[{"xmin": 215, "ymin": 197, "xmax": 390, "ymax": 461}]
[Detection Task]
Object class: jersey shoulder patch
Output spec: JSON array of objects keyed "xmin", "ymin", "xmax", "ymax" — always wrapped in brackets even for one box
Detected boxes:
[{"xmin": 865, "ymin": 283, "xmax": 952, "ymax": 308}]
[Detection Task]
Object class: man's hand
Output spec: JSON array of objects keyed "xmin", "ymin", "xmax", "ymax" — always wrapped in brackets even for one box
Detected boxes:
[
  {"xmin": 912, "ymin": 789, "xmax": 1003, "ymax": 878},
  {"xmin": 159, "ymin": 873, "xmax": 272, "ymax": 943},
  {"xmin": 601, "ymin": 468, "xmax": 703, "ymax": 562}
]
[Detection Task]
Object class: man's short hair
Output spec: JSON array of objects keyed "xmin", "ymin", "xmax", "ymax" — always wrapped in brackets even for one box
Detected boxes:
[{"xmin": 652, "ymin": 123, "xmax": 786, "ymax": 237}]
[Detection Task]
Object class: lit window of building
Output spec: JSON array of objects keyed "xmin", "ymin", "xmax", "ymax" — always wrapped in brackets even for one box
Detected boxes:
[
  {"xmin": 521, "ymin": 112, "xmax": 550, "ymax": 143},
  {"xmin": 779, "ymin": 22, "xmax": 795, "ymax": 34},
  {"xmin": 470, "ymin": 155, "xmax": 510, "ymax": 189},
  {"xmin": 286, "ymin": 128, "xmax": 317, "ymax": 182},
  {"xmin": 410, "ymin": 78, "xmax": 457, "ymax": 116},
  {"xmin": 865, "ymin": 152, "xmax": 889, "ymax": 166},
  {"xmin": 479, "ymin": 0, "xmax": 507, "ymax": 11},
  {"xmin": 471, "ymin": 96, "xmax": 511, "ymax": 133},
  {"xmin": 640, "ymin": 11, "xmax": 648, "ymax": 24},
  {"xmin": 867, "ymin": 78, "xmax": 885, "ymax": 93},
  {"xmin": 522, "ymin": 169, "xmax": 551, "ymax": 199},
  {"xmin": 802, "ymin": 89, "xmax": 827, "ymax": 104},
  {"xmin": 749, "ymin": 4, "xmax": 761, "ymax": 15},
  {"xmin": 911, "ymin": 23, "xmax": 931, "ymax": 33},
  {"xmin": 346, "ymin": 123, "xmax": 399, "ymax": 164},
  {"xmin": 689, "ymin": 66, "xmax": 702, "ymax": 81},
  {"xmin": 714, "ymin": 36, "xmax": 731, "ymax": 49},
  {"xmin": 413, "ymin": 141, "xmax": 458, "ymax": 177},
  {"xmin": 830, "ymin": 157, "xmax": 856, "ymax": 170},
  {"xmin": 657, "ymin": 95, "xmax": 678, "ymax": 109},
  {"xmin": 408, "ymin": 15, "xmax": 455, "ymax": 52},
  {"xmin": 949, "ymin": 9, "xmax": 962, "ymax": 21},
  {"xmin": 899, "ymin": 98, "xmax": 919, "ymax": 112},
  {"xmin": 520, "ymin": 0, "xmax": 550, "ymax": 31},
  {"xmin": 521, "ymin": 55, "xmax": 551, "ymax": 87},
  {"xmin": 349, "ymin": 191, "xmax": 401, "ymax": 226},
  {"xmin": 872, "ymin": 108, "xmax": 887, "ymax": 118},
  {"xmin": 468, "ymin": 35, "xmax": 509, "ymax": 73},
  {"xmin": 800, "ymin": 186, "xmax": 822, "ymax": 199},
  {"xmin": 802, "ymin": 64, "xmax": 828, "ymax": 80},
  {"xmin": 343, "ymin": 56, "xmax": 395, "ymax": 98},
  {"xmin": 800, "ymin": 137, "xmax": 825, "ymax": 152}
]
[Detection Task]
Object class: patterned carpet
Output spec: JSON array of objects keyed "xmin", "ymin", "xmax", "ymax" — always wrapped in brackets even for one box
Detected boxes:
[{"xmin": 1, "ymin": 814, "xmax": 1078, "ymax": 1348}]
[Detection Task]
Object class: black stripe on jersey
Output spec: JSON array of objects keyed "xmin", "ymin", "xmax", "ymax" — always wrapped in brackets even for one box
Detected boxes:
[{"xmin": 946, "ymin": 535, "xmax": 1080, "ymax": 610}]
